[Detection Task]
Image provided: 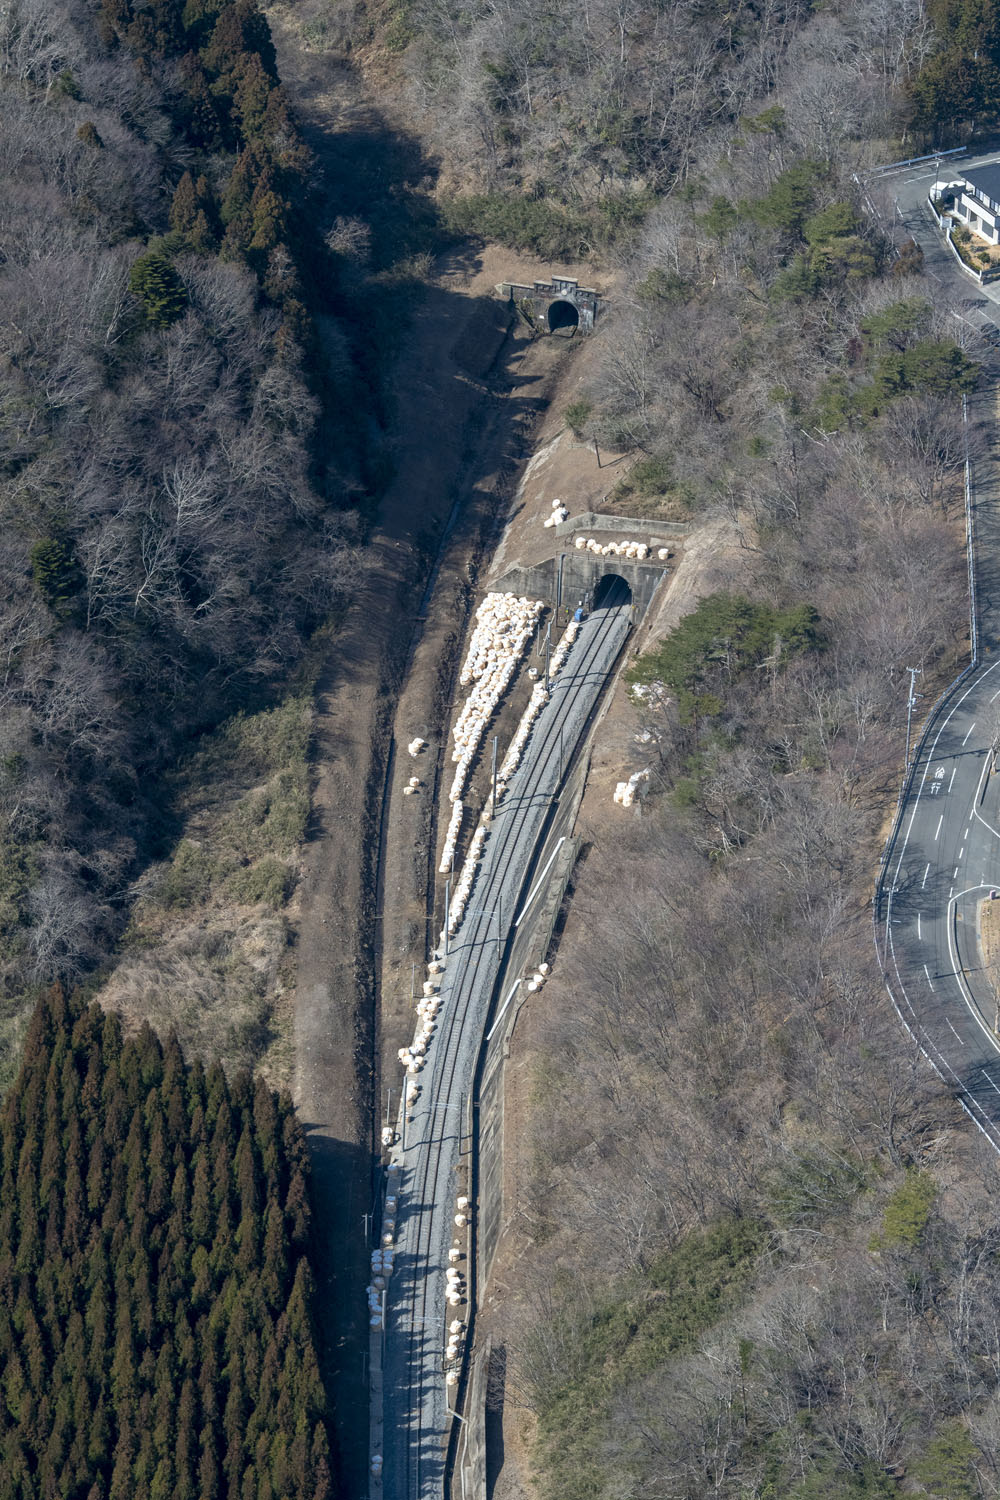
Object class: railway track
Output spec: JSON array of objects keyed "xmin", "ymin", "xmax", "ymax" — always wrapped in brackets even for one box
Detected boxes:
[{"xmin": 380, "ymin": 577, "xmax": 633, "ymax": 1498}]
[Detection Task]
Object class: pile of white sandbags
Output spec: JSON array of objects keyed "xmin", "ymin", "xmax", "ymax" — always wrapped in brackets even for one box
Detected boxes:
[
  {"xmin": 525, "ymin": 961, "xmax": 550, "ymax": 993},
  {"xmin": 496, "ymin": 682, "xmax": 549, "ymax": 792},
  {"xmin": 543, "ymin": 498, "xmax": 569, "ymax": 527},
  {"xmin": 574, "ymin": 536, "xmax": 649, "ymax": 559},
  {"xmin": 614, "ymin": 766, "xmax": 651, "ymax": 808},
  {"xmin": 407, "ymin": 737, "xmax": 427, "ymax": 757},
  {"xmin": 548, "ymin": 618, "xmax": 579, "ymax": 676},
  {"xmin": 493, "ymin": 618, "xmax": 582, "ymax": 795},
  {"xmin": 439, "ymin": 799, "xmax": 464, "ymax": 874},
  {"xmin": 449, "ymin": 593, "xmax": 544, "ymax": 803},
  {"xmin": 369, "ymin": 1239, "xmax": 394, "ymax": 1327},
  {"xmin": 447, "ymin": 823, "xmax": 488, "ymax": 935}
]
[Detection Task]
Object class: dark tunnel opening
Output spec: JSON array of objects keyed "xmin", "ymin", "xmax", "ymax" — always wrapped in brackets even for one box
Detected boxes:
[
  {"xmin": 592, "ymin": 573, "xmax": 632, "ymax": 610},
  {"xmin": 547, "ymin": 298, "xmax": 580, "ymax": 333}
]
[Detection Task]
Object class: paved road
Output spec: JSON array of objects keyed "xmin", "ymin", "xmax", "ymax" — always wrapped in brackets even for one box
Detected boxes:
[
  {"xmin": 378, "ymin": 580, "xmax": 632, "ymax": 1499},
  {"xmin": 882, "ymin": 661, "xmax": 1000, "ymax": 1149},
  {"xmin": 889, "ymin": 150, "xmax": 1000, "ymax": 333}
]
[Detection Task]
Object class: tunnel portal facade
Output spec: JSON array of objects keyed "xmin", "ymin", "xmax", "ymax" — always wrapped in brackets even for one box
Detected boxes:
[{"xmin": 498, "ymin": 275, "xmax": 601, "ymax": 334}]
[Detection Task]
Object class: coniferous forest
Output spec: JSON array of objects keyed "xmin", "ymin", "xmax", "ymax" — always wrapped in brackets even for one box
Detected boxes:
[{"xmin": 0, "ymin": 989, "xmax": 332, "ymax": 1500}]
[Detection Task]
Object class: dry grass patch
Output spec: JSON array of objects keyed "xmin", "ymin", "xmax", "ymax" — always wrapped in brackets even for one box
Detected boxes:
[{"xmin": 94, "ymin": 695, "xmax": 312, "ymax": 1086}]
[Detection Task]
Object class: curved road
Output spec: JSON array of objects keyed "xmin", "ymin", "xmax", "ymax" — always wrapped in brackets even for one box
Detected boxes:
[
  {"xmin": 882, "ymin": 660, "xmax": 1000, "ymax": 1150},
  {"xmin": 379, "ymin": 579, "xmax": 632, "ymax": 1499},
  {"xmin": 873, "ymin": 151, "xmax": 1000, "ymax": 1146}
]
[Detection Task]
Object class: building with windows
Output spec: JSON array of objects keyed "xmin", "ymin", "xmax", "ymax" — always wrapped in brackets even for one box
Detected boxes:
[{"xmin": 950, "ymin": 162, "xmax": 1000, "ymax": 243}]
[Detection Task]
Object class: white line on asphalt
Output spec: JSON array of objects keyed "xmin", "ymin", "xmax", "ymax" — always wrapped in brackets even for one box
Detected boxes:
[
  {"xmin": 917, "ymin": 912, "xmax": 922, "ymax": 939},
  {"xmin": 960, "ymin": 847, "xmax": 966, "ymax": 859},
  {"xmin": 949, "ymin": 766, "xmax": 957, "ymax": 792},
  {"xmin": 964, "ymin": 721, "xmax": 977, "ymax": 744},
  {"xmin": 935, "ymin": 815, "xmax": 944, "ymax": 840},
  {"xmin": 954, "ymin": 867, "xmax": 960, "ymax": 878},
  {"xmin": 947, "ymin": 1018, "xmax": 964, "ymax": 1045},
  {"xmin": 922, "ymin": 863, "xmax": 930, "ymax": 888},
  {"xmin": 924, "ymin": 963, "xmax": 935, "ymax": 990},
  {"xmin": 983, "ymin": 1071, "xmax": 1000, "ymax": 1098},
  {"xmin": 966, "ymin": 827, "xmax": 971, "ymax": 839},
  {"xmin": 885, "ymin": 660, "xmax": 1000, "ymax": 1069},
  {"xmin": 992, "ymin": 687, "xmax": 1000, "ymax": 702}
]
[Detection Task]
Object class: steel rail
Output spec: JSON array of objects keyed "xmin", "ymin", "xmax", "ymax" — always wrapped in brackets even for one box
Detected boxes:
[{"xmin": 386, "ymin": 579, "xmax": 632, "ymax": 1497}]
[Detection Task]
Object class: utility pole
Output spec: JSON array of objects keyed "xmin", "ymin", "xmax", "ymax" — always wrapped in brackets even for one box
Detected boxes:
[
  {"xmin": 905, "ymin": 667, "xmax": 923, "ymax": 772},
  {"xmin": 444, "ymin": 878, "xmax": 451, "ymax": 957},
  {"xmin": 557, "ymin": 553, "xmax": 565, "ymax": 614},
  {"xmin": 491, "ymin": 735, "xmax": 498, "ymax": 811}
]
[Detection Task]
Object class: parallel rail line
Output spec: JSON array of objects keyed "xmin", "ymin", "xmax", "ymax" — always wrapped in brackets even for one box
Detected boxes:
[{"xmin": 384, "ymin": 579, "xmax": 632, "ymax": 1497}]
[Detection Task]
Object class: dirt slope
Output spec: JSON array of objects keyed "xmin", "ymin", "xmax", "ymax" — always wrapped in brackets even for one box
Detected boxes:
[{"xmin": 257, "ymin": 21, "xmax": 602, "ymax": 1468}]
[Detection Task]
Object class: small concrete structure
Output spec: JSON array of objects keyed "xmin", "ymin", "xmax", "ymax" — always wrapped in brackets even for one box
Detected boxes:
[
  {"xmin": 492, "ymin": 555, "xmax": 666, "ymax": 617},
  {"xmin": 497, "ymin": 275, "xmax": 602, "ymax": 334},
  {"xmin": 492, "ymin": 511, "xmax": 684, "ymax": 617}
]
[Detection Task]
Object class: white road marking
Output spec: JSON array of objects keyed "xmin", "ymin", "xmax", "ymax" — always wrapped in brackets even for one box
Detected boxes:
[
  {"xmin": 917, "ymin": 912, "xmax": 922, "ymax": 939},
  {"xmin": 983, "ymin": 1070, "xmax": 1000, "ymax": 1098},
  {"xmin": 947, "ymin": 1018, "xmax": 964, "ymax": 1045},
  {"xmin": 922, "ymin": 863, "xmax": 930, "ymax": 888},
  {"xmin": 885, "ymin": 658, "xmax": 1000, "ymax": 1064},
  {"xmin": 960, "ymin": 847, "xmax": 966, "ymax": 859},
  {"xmin": 964, "ymin": 721, "xmax": 977, "ymax": 744},
  {"xmin": 935, "ymin": 814, "xmax": 944, "ymax": 840},
  {"xmin": 949, "ymin": 766, "xmax": 957, "ymax": 792},
  {"xmin": 954, "ymin": 867, "xmax": 960, "ymax": 878},
  {"xmin": 991, "ymin": 687, "xmax": 1000, "ymax": 702},
  {"xmin": 924, "ymin": 963, "xmax": 935, "ymax": 990},
  {"xmin": 966, "ymin": 827, "xmax": 971, "ymax": 839}
]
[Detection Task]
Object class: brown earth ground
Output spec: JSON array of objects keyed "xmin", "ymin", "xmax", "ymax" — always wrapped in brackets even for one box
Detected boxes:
[
  {"xmin": 261, "ymin": 11, "xmax": 617, "ymax": 1493},
  {"xmin": 263, "ymin": 18, "xmax": 744, "ymax": 1492},
  {"xmin": 292, "ymin": 253, "xmax": 595, "ymax": 1492}
]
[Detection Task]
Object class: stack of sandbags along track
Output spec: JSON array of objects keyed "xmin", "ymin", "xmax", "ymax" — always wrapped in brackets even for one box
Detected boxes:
[
  {"xmin": 397, "ymin": 977, "xmax": 444, "ymax": 1075},
  {"xmin": 445, "ymin": 823, "xmax": 487, "ymax": 938},
  {"xmin": 496, "ymin": 618, "xmax": 581, "ymax": 792},
  {"xmin": 543, "ymin": 498, "xmax": 569, "ymax": 527},
  {"xmin": 439, "ymin": 799, "xmax": 464, "ymax": 874},
  {"xmin": 448, "ymin": 593, "xmax": 545, "ymax": 804}
]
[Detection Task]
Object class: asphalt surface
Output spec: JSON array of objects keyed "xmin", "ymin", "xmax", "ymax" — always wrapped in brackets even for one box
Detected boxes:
[
  {"xmin": 378, "ymin": 580, "xmax": 632, "ymax": 1499},
  {"xmin": 877, "ymin": 149, "xmax": 1000, "ymax": 1143},
  {"xmin": 889, "ymin": 148, "xmax": 1000, "ymax": 336}
]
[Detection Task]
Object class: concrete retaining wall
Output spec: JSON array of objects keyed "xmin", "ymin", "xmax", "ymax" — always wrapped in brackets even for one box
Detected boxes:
[
  {"xmin": 492, "ymin": 555, "xmax": 668, "ymax": 616},
  {"xmin": 555, "ymin": 510, "xmax": 688, "ymax": 538}
]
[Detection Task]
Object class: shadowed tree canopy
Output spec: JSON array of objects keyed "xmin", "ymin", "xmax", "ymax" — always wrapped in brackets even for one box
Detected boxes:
[{"xmin": 0, "ymin": 988, "xmax": 336, "ymax": 1500}]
